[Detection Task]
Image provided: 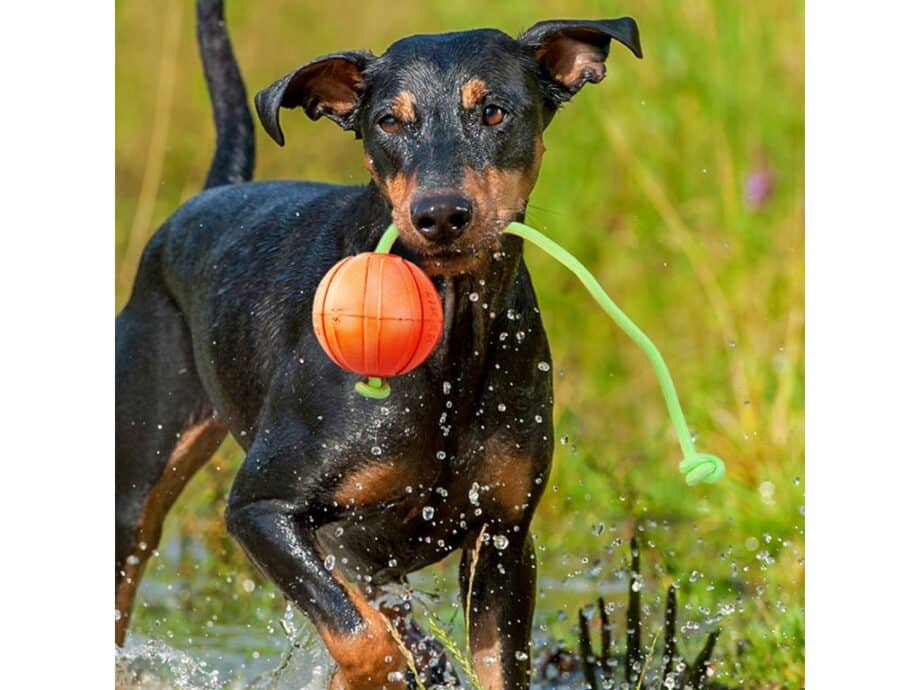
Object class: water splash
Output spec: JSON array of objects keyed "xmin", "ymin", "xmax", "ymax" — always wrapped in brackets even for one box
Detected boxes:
[
  {"xmin": 248, "ymin": 625, "xmax": 334, "ymax": 690},
  {"xmin": 115, "ymin": 638, "xmax": 221, "ymax": 690}
]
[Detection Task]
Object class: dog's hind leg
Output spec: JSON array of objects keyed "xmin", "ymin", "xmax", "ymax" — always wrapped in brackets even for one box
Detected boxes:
[{"xmin": 115, "ymin": 248, "xmax": 227, "ymax": 645}]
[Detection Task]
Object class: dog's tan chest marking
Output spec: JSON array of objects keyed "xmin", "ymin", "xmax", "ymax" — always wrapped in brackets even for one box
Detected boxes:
[{"xmin": 334, "ymin": 461, "xmax": 407, "ymax": 507}]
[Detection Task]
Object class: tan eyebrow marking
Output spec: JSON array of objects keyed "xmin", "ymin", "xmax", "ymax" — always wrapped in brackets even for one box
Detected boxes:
[
  {"xmin": 392, "ymin": 90, "xmax": 416, "ymax": 122},
  {"xmin": 460, "ymin": 78, "xmax": 488, "ymax": 109}
]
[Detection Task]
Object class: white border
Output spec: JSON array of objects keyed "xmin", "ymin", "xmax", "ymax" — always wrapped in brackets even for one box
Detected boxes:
[
  {"xmin": 807, "ymin": 1, "xmax": 920, "ymax": 687},
  {"xmin": 1, "ymin": 0, "xmax": 113, "ymax": 685}
]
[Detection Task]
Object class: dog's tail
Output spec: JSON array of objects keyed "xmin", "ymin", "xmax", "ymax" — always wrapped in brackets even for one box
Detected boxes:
[{"xmin": 196, "ymin": 0, "xmax": 254, "ymax": 189}]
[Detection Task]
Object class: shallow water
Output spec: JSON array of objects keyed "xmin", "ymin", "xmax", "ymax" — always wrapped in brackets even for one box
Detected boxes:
[{"xmin": 116, "ymin": 524, "xmax": 760, "ymax": 690}]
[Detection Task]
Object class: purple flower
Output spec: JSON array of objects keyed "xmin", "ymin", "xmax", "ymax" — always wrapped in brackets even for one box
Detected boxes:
[{"xmin": 744, "ymin": 167, "xmax": 774, "ymax": 211}]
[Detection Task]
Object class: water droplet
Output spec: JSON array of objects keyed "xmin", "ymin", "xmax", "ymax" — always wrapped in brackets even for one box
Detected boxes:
[
  {"xmin": 560, "ymin": 435, "xmax": 569, "ymax": 445},
  {"xmin": 469, "ymin": 483, "xmax": 481, "ymax": 506},
  {"xmin": 436, "ymin": 450, "xmax": 447, "ymax": 460},
  {"xmin": 323, "ymin": 555, "xmax": 336, "ymax": 571},
  {"xmin": 493, "ymin": 534, "xmax": 509, "ymax": 550},
  {"xmin": 422, "ymin": 506, "xmax": 435, "ymax": 521},
  {"xmin": 728, "ymin": 340, "xmax": 737, "ymax": 349},
  {"xmin": 443, "ymin": 381, "xmax": 452, "ymax": 395},
  {"xmin": 388, "ymin": 558, "xmax": 398, "ymax": 568},
  {"xmin": 592, "ymin": 522, "xmax": 605, "ymax": 537},
  {"xmin": 242, "ymin": 578, "xmax": 255, "ymax": 593},
  {"xmin": 469, "ymin": 292, "xmax": 480, "ymax": 302},
  {"xmin": 387, "ymin": 671, "xmax": 404, "ymax": 683},
  {"xmin": 537, "ymin": 361, "xmax": 551, "ymax": 372},
  {"xmin": 515, "ymin": 650, "xmax": 528, "ymax": 661},
  {"xmin": 371, "ymin": 446, "xmax": 382, "ymax": 456},
  {"xmin": 534, "ymin": 414, "xmax": 543, "ymax": 423},
  {"xmin": 497, "ymin": 403, "xmax": 507, "ymax": 412}
]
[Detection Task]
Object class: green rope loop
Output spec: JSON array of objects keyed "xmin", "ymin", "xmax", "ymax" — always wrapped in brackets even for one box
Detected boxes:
[{"xmin": 355, "ymin": 376, "xmax": 391, "ymax": 399}]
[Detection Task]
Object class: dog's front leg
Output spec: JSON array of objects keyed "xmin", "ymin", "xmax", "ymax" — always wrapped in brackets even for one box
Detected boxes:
[
  {"xmin": 226, "ymin": 437, "xmax": 407, "ymax": 690},
  {"xmin": 460, "ymin": 527, "xmax": 537, "ymax": 690}
]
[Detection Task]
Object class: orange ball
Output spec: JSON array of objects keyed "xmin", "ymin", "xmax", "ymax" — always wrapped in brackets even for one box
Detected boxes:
[{"xmin": 312, "ymin": 253, "xmax": 444, "ymax": 378}]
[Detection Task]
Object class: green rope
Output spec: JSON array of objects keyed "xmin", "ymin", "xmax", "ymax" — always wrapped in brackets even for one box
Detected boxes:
[
  {"xmin": 374, "ymin": 224, "xmax": 400, "ymax": 254},
  {"xmin": 504, "ymin": 222, "xmax": 724, "ymax": 486},
  {"xmin": 353, "ymin": 226, "xmax": 401, "ymax": 400}
]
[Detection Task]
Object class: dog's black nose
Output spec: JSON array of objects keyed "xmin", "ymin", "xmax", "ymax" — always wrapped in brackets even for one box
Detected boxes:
[{"xmin": 410, "ymin": 195, "xmax": 473, "ymax": 243}]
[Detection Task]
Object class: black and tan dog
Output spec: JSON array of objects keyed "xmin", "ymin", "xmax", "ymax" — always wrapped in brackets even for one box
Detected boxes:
[{"xmin": 115, "ymin": 1, "xmax": 641, "ymax": 687}]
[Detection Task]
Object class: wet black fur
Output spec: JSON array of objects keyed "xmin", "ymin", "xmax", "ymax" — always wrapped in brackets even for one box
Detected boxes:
[{"xmin": 116, "ymin": 2, "xmax": 640, "ymax": 687}]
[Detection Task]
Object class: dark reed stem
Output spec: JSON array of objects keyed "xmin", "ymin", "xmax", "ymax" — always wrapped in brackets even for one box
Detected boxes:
[
  {"xmin": 626, "ymin": 536, "xmax": 643, "ymax": 684},
  {"xmin": 598, "ymin": 596, "xmax": 611, "ymax": 675},
  {"xmin": 578, "ymin": 607, "xmax": 599, "ymax": 690},
  {"xmin": 686, "ymin": 629, "xmax": 721, "ymax": 689},
  {"xmin": 659, "ymin": 584, "xmax": 679, "ymax": 688}
]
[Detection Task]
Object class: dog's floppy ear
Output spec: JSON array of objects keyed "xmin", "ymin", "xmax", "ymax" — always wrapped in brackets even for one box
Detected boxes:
[
  {"xmin": 519, "ymin": 18, "xmax": 642, "ymax": 106},
  {"xmin": 255, "ymin": 51, "xmax": 375, "ymax": 146}
]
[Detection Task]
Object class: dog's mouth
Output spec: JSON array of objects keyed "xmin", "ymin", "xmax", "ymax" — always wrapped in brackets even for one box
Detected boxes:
[
  {"xmin": 399, "ymin": 220, "xmax": 508, "ymax": 276},
  {"xmin": 415, "ymin": 247, "xmax": 489, "ymax": 276}
]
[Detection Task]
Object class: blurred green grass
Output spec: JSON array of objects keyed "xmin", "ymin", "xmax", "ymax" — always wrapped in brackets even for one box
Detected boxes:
[{"xmin": 117, "ymin": 0, "xmax": 803, "ymax": 686}]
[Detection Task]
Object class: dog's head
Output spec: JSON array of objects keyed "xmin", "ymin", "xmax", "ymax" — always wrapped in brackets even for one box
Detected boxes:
[{"xmin": 256, "ymin": 19, "xmax": 641, "ymax": 275}]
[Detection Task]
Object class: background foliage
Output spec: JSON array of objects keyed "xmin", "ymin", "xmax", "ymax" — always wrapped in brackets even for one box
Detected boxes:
[{"xmin": 116, "ymin": 0, "xmax": 804, "ymax": 686}]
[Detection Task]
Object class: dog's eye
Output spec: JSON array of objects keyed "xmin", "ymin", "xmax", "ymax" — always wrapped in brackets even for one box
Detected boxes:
[
  {"xmin": 482, "ymin": 104, "xmax": 506, "ymax": 127},
  {"xmin": 377, "ymin": 114, "xmax": 401, "ymax": 134}
]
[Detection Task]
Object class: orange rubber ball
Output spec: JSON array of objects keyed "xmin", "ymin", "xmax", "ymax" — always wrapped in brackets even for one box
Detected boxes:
[{"xmin": 312, "ymin": 253, "xmax": 444, "ymax": 378}]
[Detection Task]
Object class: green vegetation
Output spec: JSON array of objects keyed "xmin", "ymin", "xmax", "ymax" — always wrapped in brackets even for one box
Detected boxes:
[{"xmin": 117, "ymin": 1, "xmax": 803, "ymax": 687}]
